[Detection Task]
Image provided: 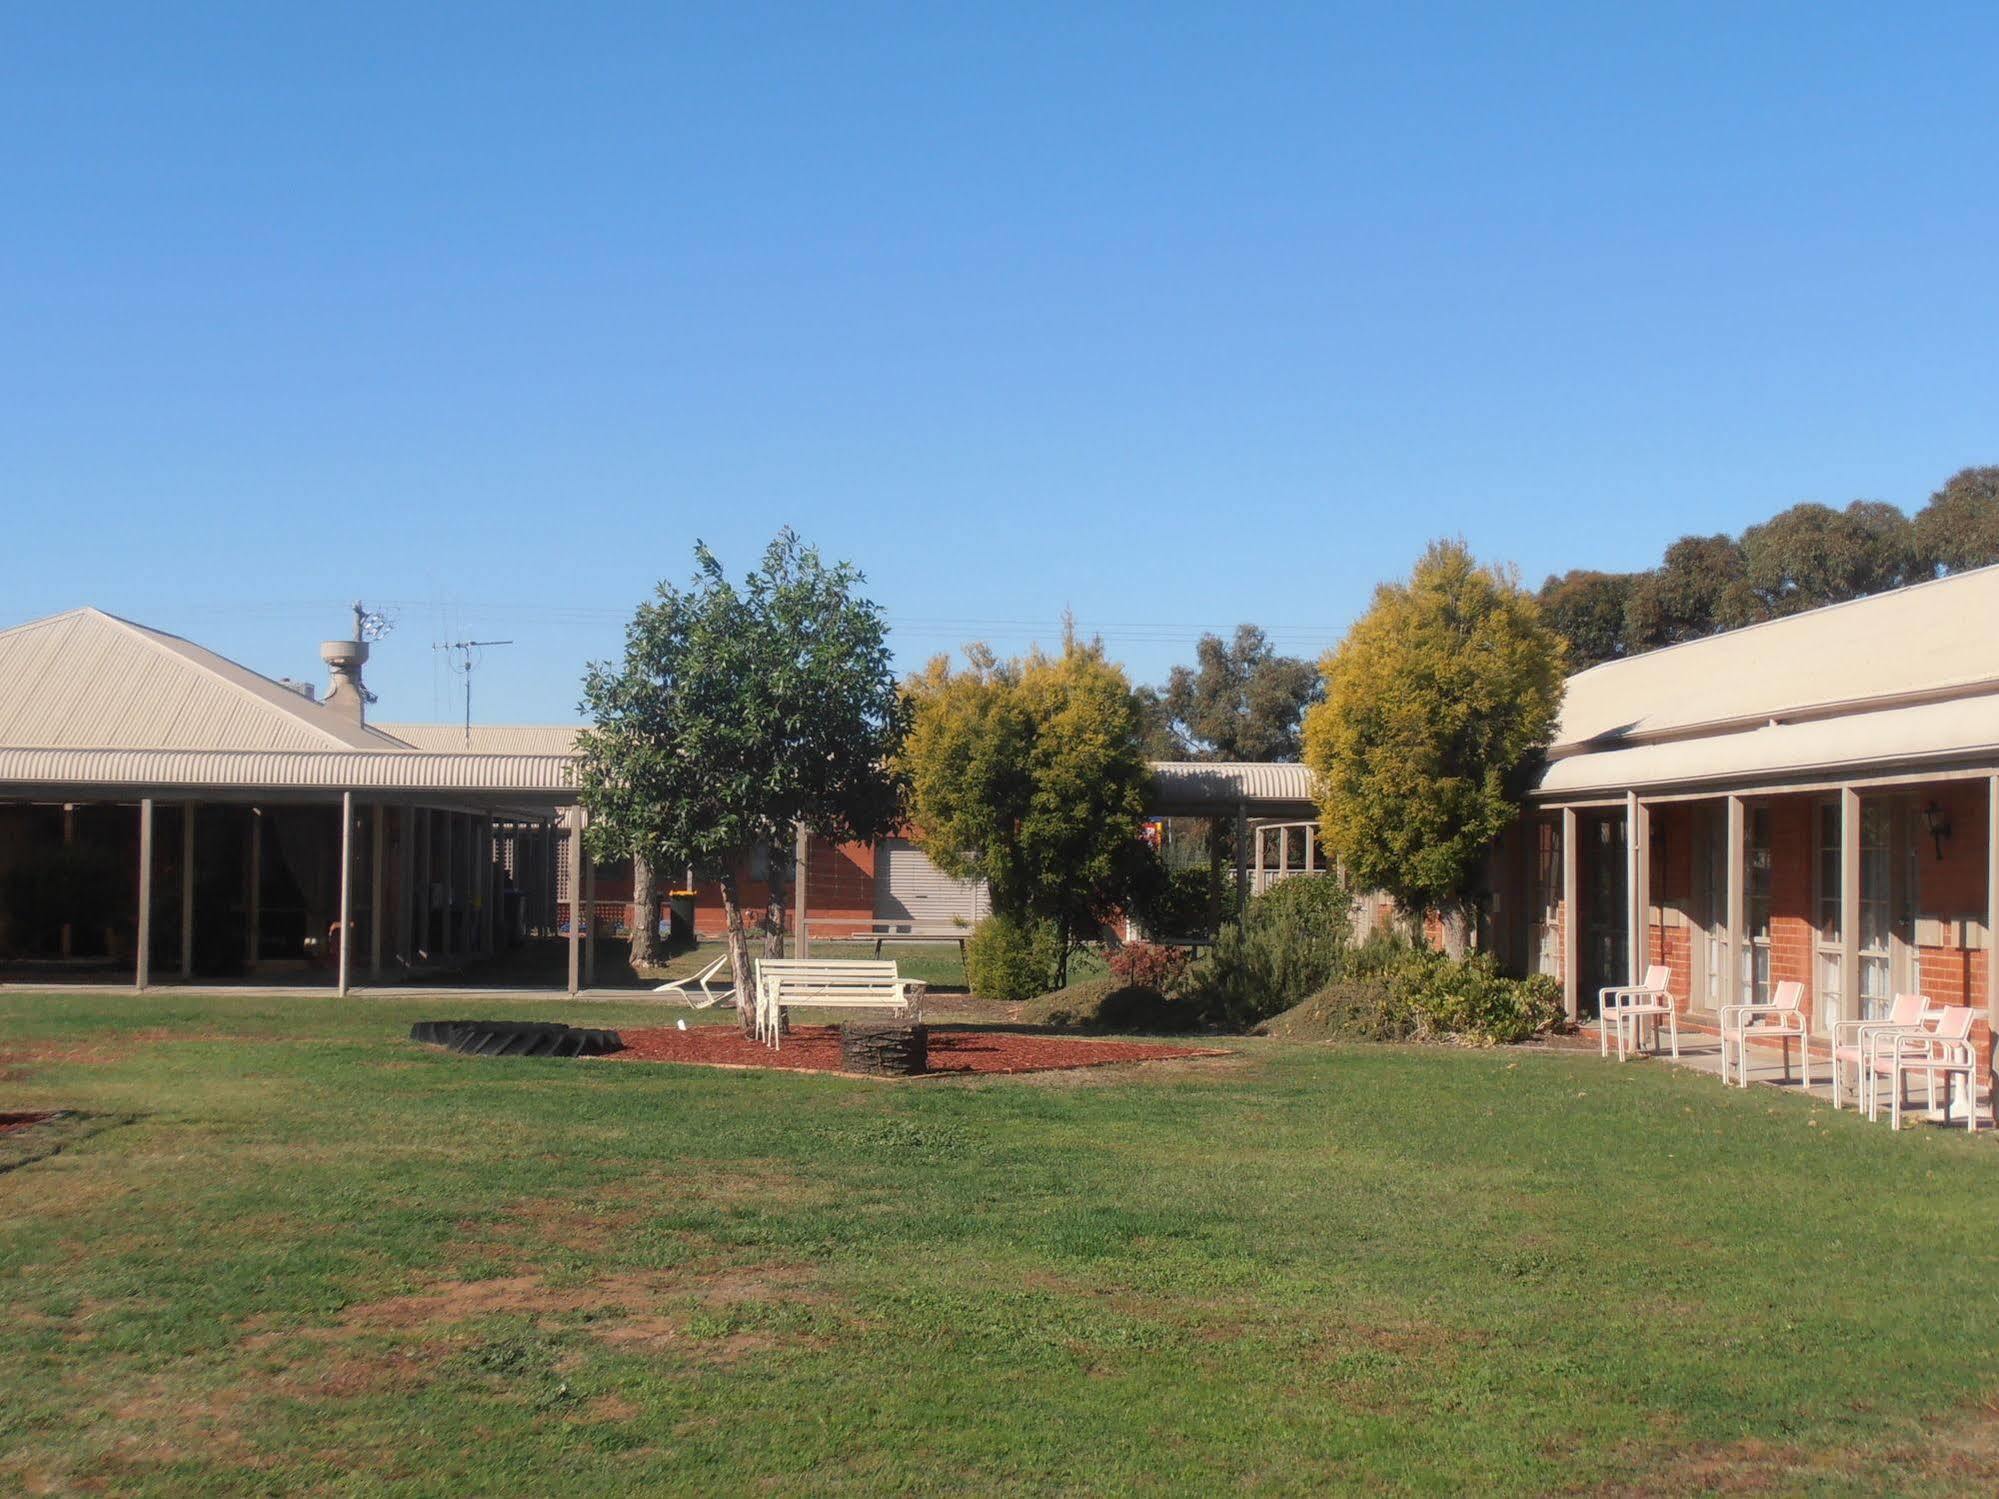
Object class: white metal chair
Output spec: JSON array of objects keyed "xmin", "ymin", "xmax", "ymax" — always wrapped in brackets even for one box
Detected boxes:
[
  {"xmin": 1830, "ymin": 992, "xmax": 1930, "ymax": 1113},
  {"xmin": 1598, "ymin": 964, "xmax": 1677, "ymax": 1061},
  {"xmin": 1718, "ymin": 979, "xmax": 1809, "ymax": 1089},
  {"xmin": 1885, "ymin": 1005, "xmax": 1981, "ymax": 1133},
  {"xmin": 653, "ymin": 953, "xmax": 735, "ymax": 1007}
]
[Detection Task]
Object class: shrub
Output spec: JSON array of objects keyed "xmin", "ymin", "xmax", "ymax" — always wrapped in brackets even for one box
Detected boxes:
[
  {"xmin": 1106, "ymin": 941, "xmax": 1192, "ymax": 994},
  {"xmin": 1017, "ymin": 977, "xmax": 1194, "ymax": 1032},
  {"xmin": 1178, "ymin": 875, "xmax": 1356, "ymax": 1027},
  {"xmin": 1257, "ymin": 978, "xmax": 1415, "ymax": 1042},
  {"xmin": 964, "ymin": 914, "xmax": 1063, "ymax": 1002},
  {"xmin": 1130, "ymin": 864, "xmax": 1224, "ymax": 940},
  {"xmin": 1395, "ymin": 950, "xmax": 1562, "ymax": 1046}
]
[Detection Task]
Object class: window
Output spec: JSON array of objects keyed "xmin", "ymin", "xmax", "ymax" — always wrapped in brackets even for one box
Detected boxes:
[{"xmin": 1530, "ymin": 819, "xmax": 1562, "ymax": 979}]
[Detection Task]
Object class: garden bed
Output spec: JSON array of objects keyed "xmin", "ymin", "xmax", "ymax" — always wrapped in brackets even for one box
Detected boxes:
[{"xmin": 602, "ymin": 1025, "xmax": 1225, "ymax": 1077}]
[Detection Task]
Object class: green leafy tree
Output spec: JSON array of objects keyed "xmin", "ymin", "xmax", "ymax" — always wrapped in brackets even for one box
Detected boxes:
[
  {"xmin": 1153, "ymin": 624, "xmax": 1321, "ymax": 762},
  {"xmin": 1302, "ymin": 540, "xmax": 1565, "ymax": 955},
  {"xmin": 903, "ymin": 631, "xmax": 1152, "ymax": 985},
  {"xmin": 1914, "ymin": 466, "xmax": 1999, "ymax": 573},
  {"xmin": 1739, "ymin": 499, "xmax": 1920, "ymax": 615},
  {"xmin": 576, "ymin": 532, "xmax": 909, "ymax": 1028},
  {"xmin": 1623, "ymin": 534, "xmax": 1762, "ymax": 650},
  {"xmin": 1536, "ymin": 570, "xmax": 1637, "ymax": 670}
]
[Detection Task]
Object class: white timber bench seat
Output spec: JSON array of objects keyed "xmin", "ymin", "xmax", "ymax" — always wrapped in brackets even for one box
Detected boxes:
[{"xmin": 754, "ymin": 958, "xmax": 918, "ymax": 1050}]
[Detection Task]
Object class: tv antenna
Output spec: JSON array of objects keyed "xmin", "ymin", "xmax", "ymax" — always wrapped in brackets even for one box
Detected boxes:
[{"xmin": 433, "ymin": 637, "xmax": 513, "ymax": 747}]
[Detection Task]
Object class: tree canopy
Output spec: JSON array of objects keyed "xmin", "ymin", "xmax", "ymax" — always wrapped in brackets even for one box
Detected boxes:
[
  {"xmin": 1914, "ymin": 466, "xmax": 1999, "ymax": 574},
  {"xmin": 1304, "ymin": 540, "xmax": 1565, "ymax": 948},
  {"xmin": 1538, "ymin": 463, "xmax": 1999, "ymax": 668},
  {"xmin": 902, "ymin": 632, "xmax": 1152, "ymax": 983},
  {"xmin": 1139, "ymin": 624, "xmax": 1321, "ymax": 761},
  {"xmin": 575, "ymin": 531, "xmax": 909, "ymax": 1022}
]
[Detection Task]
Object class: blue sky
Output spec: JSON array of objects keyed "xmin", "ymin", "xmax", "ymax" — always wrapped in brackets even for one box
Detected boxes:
[{"xmin": 4, "ymin": 3, "xmax": 1996, "ymax": 724}]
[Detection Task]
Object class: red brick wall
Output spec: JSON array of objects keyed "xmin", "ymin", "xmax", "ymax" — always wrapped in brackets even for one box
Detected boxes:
[
  {"xmin": 1646, "ymin": 803, "xmax": 1696, "ymax": 1010},
  {"xmin": 1765, "ymin": 797, "xmax": 1819, "ymax": 1024}
]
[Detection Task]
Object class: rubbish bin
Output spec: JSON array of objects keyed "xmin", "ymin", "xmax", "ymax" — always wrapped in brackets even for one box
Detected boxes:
[{"xmin": 668, "ymin": 890, "xmax": 696, "ymax": 948}]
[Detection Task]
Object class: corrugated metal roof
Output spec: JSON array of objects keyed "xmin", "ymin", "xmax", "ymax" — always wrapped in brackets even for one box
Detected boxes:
[
  {"xmin": 1553, "ymin": 564, "xmax": 1999, "ymax": 752},
  {"xmin": 1148, "ymin": 761, "xmax": 1316, "ymax": 809},
  {"xmin": 1538, "ymin": 692, "xmax": 1999, "ymax": 797},
  {"xmin": 0, "ymin": 747, "xmax": 577, "ymax": 794},
  {"xmin": 0, "ymin": 609, "xmax": 403, "ymax": 754},
  {"xmin": 375, "ymin": 723, "xmax": 581, "ymax": 756}
]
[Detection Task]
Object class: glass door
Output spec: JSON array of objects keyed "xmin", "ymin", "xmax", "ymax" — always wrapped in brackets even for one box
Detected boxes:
[
  {"xmin": 1815, "ymin": 799, "xmax": 1844, "ymax": 1034},
  {"xmin": 1584, "ymin": 814, "xmax": 1628, "ymax": 1009},
  {"xmin": 1528, "ymin": 819, "xmax": 1562, "ymax": 980},
  {"xmin": 1739, "ymin": 805, "xmax": 1772, "ymax": 1004},
  {"xmin": 1694, "ymin": 805, "xmax": 1727, "ymax": 1013}
]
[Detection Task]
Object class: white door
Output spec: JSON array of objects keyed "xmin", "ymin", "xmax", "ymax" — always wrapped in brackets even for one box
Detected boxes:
[{"xmin": 873, "ymin": 839, "xmax": 990, "ymax": 930}]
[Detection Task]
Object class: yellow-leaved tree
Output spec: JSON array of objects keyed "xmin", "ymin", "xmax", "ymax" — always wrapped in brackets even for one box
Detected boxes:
[{"xmin": 1303, "ymin": 539, "xmax": 1565, "ymax": 955}]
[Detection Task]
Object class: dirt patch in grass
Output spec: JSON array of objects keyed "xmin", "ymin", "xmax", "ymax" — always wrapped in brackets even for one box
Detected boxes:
[
  {"xmin": 250, "ymin": 1262, "xmax": 828, "ymax": 1361},
  {"xmin": 0, "ymin": 1110, "xmax": 59, "ymax": 1134}
]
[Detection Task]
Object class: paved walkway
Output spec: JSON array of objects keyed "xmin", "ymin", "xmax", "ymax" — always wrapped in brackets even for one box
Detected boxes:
[{"xmin": 1581, "ymin": 1018, "xmax": 1990, "ymax": 1130}]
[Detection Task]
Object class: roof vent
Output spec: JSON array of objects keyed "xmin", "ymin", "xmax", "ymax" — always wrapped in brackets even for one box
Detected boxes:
[
  {"xmin": 321, "ymin": 639, "xmax": 370, "ymax": 725},
  {"xmin": 276, "ymin": 677, "xmax": 318, "ymax": 702}
]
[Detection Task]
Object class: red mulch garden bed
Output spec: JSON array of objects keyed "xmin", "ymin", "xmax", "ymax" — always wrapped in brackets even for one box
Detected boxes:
[
  {"xmin": 0, "ymin": 1111, "xmax": 58, "ymax": 1135},
  {"xmin": 602, "ymin": 1025, "xmax": 1225, "ymax": 1077}
]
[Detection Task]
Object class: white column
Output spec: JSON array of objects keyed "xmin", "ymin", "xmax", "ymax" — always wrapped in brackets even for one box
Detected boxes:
[
  {"xmin": 1560, "ymin": 806, "xmax": 1579, "ymax": 1019},
  {"xmin": 1839, "ymin": 786, "xmax": 1860, "ymax": 1028},
  {"xmin": 582, "ymin": 814, "xmax": 597, "ymax": 988},
  {"xmin": 369, "ymin": 804, "xmax": 386, "ymax": 982},
  {"xmin": 135, "ymin": 798, "xmax": 154, "ymax": 991},
  {"xmin": 794, "ymin": 822, "xmax": 810, "ymax": 959},
  {"xmin": 1304, "ymin": 822, "xmax": 1317, "ymax": 875},
  {"xmin": 180, "ymin": 803, "xmax": 196, "ymax": 979},
  {"xmin": 336, "ymin": 792, "xmax": 353, "ymax": 996},
  {"xmin": 566, "ymin": 807, "xmax": 582, "ymax": 995},
  {"xmin": 1626, "ymin": 792, "xmax": 1650, "ymax": 986},
  {"xmin": 245, "ymin": 809, "xmax": 262, "ymax": 970},
  {"xmin": 1726, "ymin": 794, "xmax": 1746, "ymax": 1007},
  {"xmin": 1986, "ymin": 774, "xmax": 1998, "ymax": 1036}
]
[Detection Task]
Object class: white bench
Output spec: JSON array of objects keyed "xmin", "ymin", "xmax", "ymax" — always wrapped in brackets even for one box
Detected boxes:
[{"xmin": 754, "ymin": 958, "xmax": 917, "ymax": 1049}]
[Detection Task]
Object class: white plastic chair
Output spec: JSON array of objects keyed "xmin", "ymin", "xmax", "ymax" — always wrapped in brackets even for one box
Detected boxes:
[
  {"xmin": 1886, "ymin": 1005, "xmax": 1981, "ymax": 1133},
  {"xmin": 1718, "ymin": 979, "xmax": 1809, "ymax": 1089},
  {"xmin": 1830, "ymin": 993, "xmax": 1930, "ymax": 1113},
  {"xmin": 653, "ymin": 953, "xmax": 735, "ymax": 1007},
  {"xmin": 1598, "ymin": 964, "xmax": 1678, "ymax": 1061}
]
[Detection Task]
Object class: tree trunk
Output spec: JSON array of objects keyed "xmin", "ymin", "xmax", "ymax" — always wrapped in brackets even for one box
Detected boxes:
[
  {"xmin": 629, "ymin": 850, "xmax": 658, "ymax": 971},
  {"xmin": 717, "ymin": 868, "xmax": 757, "ymax": 1036},
  {"xmin": 762, "ymin": 837, "xmax": 788, "ymax": 959},
  {"xmin": 1437, "ymin": 905, "xmax": 1471, "ymax": 960}
]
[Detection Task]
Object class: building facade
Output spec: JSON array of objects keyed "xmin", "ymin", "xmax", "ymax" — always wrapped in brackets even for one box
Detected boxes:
[{"xmin": 1505, "ymin": 565, "xmax": 1999, "ymax": 1050}]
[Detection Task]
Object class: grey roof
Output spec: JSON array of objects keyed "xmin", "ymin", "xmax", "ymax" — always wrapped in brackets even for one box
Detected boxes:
[
  {"xmin": 1540, "ymin": 565, "xmax": 1999, "ymax": 798},
  {"xmin": 375, "ymin": 723, "xmax": 582, "ymax": 756},
  {"xmin": 1552, "ymin": 563, "xmax": 1999, "ymax": 754},
  {"xmin": 1147, "ymin": 761, "xmax": 1316, "ymax": 812},
  {"xmin": 0, "ymin": 609, "xmax": 405, "ymax": 754}
]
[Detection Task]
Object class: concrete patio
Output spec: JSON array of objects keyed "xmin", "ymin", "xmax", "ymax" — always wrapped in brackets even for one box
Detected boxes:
[{"xmin": 1581, "ymin": 1018, "xmax": 1992, "ymax": 1130}]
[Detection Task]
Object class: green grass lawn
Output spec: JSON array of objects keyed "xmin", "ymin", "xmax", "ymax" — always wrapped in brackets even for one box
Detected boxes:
[{"xmin": 4, "ymin": 992, "xmax": 1998, "ymax": 1494}]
